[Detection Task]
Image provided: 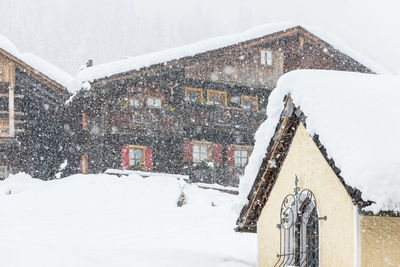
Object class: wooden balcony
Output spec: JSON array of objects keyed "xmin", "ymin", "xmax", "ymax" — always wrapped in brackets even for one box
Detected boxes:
[
  {"xmin": 180, "ymin": 103, "xmax": 266, "ymax": 132},
  {"xmin": 111, "ymin": 103, "xmax": 266, "ymax": 135},
  {"xmin": 111, "ymin": 107, "xmax": 182, "ymax": 135}
]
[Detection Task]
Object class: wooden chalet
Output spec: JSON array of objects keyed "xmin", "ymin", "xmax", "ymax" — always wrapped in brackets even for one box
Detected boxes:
[
  {"xmin": 66, "ymin": 24, "xmax": 382, "ymax": 186},
  {"xmin": 0, "ymin": 39, "xmax": 71, "ymax": 179}
]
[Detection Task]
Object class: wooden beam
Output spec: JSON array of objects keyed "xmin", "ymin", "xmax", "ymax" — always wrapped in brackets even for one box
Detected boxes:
[
  {"xmin": 8, "ymin": 62, "xmax": 15, "ymax": 137},
  {"xmin": 239, "ymin": 115, "xmax": 289, "ymax": 228},
  {"xmin": 0, "ymin": 93, "xmax": 23, "ymax": 98}
]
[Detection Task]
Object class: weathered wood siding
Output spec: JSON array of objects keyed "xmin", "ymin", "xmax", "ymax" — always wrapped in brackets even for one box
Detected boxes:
[{"xmin": 185, "ymin": 47, "xmax": 284, "ymax": 89}]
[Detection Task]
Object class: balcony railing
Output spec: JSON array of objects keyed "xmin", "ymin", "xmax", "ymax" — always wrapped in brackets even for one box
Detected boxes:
[
  {"xmin": 111, "ymin": 103, "xmax": 266, "ymax": 134},
  {"xmin": 181, "ymin": 103, "xmax": 266, "ymax": 131},
  {"xmin": 111, "ymin": 108, "xmax": 182, "ymax": 134}
]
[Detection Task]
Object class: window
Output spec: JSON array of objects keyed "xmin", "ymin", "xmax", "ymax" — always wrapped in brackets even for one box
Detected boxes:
[
  {"xmin": 276, "ymin": 186, "xmax": 320, "ymax": 267},
  {"xmin": 130, "ymin": 98, "xmax": 140, "ymax": 107},
  {"xmin": 261, "ymin": 49, "xmax": 273, "ymax": 66},
  {"xmin": 129, "ymin": 146, "xmax": 145, "ymax": 167},
  {"xmin": 260, "ymin": 50, "xmax": 266, "ymax": 65},
  {"xmin": 193, "ymin": 143, "xmax": 210, "ymax": 162},
  {"xmin": 234, "ymin": 149, "xmax": 248, "ymax": 167},
  {"xmin": 207, "ymin": 90, "xmax": 227, "ymax": 106},
  {"xmin": 227, "ymin": 145, "xmax": 252, "ymax": 167},
  {"xmin": 122, "ymin": 145, "xmax": 153, "ymax": 171},
  {"xmin": 241, "ymin": 95, "xmax": 258, "ymax": 110},
  {"xmin": 230, "ymin": 96, "xmax": 241, "ymax": 106},
  {"xmin": 185, "ymin": 87, "xmax": 203, "ymax": 103},
  {"xmin": 147, "ymin": 96, "xmax": 162, "ymax": 108},
  {"xmin": 128, "ymin": 95, "xmax": 143, "ymax": 108}
]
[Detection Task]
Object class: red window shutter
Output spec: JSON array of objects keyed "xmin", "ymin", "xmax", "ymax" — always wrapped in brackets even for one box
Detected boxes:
[
  {"xmin": 183, "ymin": 140, "xmax": 193, "ymax": 162},
  {"xmin": 121, "ymin": 146, "xmax": 129, "ymax": 170},
  {"xmin": 212, "ymin": 144, "xmax": 223, "ymax": 165},
  {"xmin": 145, "ymin": 147, "xmax": 153, "ymax": 171},
  {"xmin": 226, "ymin": 145, "xmax": 235, "ymax": 166}
]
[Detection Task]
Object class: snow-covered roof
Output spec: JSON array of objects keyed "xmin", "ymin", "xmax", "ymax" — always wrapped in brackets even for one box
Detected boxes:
[
  {"xmin": 239, "ymin": 70, "xmax": 400, "ymax": 213},
  {"xmin": 74, "ymin": 22, "xmax": 389, "ymax": 92},
  {"xmin": 0, "ymin": 34, "xmax": 73, "ymax": 92}
]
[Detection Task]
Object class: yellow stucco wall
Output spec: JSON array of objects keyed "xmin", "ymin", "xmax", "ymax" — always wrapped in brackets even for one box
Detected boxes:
[
  {"xmin": 360, "ymin": 215, "xmax": 400, "ymax": 266},
  {"xmin": 257, "ymin": 123, "xmax": 356, "ymax": 266}
]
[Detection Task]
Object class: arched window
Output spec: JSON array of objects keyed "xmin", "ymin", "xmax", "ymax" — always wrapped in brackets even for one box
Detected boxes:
[{"xmin": 275, "ymin": 178, "xmax": 323, "ymax": 267}]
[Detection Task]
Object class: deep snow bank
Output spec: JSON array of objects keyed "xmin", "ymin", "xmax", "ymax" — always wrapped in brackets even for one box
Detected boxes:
[{"xmin": 0, "ymin": 173, "xmax": 255, "ymax": 267}]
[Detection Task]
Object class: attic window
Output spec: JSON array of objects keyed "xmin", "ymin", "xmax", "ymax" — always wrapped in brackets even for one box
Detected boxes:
[{"xmin": 261, "ymin": 50, "xmax": 273, "ymax": 66}]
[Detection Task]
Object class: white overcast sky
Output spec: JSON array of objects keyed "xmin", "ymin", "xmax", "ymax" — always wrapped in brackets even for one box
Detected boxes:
[{"xmin": 0, "ymin": 0, "xmax": 399, "ymax": 75}]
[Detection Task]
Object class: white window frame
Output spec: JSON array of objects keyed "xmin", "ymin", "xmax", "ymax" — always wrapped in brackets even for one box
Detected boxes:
[
  {"xmin": 193, "ymin": 143, "xmax": 209, "ymax": 162},
  {"xmin": 260, "ymin": 50, "xmax": 266, "ymax": 65},
  {"xmin": 266, "ymin": 50, "xmax": 273, "ymax": 66},
  {"xmin": 147, "ymin": 97, "xmax": 162, "ymax": 108},
  {"xmin": 234, "ymin": 149, "xmax": 248, "ymax": 167},
  {"xmin": 261, "ymin": 50, "xmax": 273, "ymax": 66},
  {"xmin": 129, "ymin": 146, "xmax": 145, "ymax": 167}
]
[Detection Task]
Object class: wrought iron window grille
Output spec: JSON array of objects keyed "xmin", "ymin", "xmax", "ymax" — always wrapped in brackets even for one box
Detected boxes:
[{"xmin": 274, "ymin": 176, "xmax": 327, "ymax": 267}]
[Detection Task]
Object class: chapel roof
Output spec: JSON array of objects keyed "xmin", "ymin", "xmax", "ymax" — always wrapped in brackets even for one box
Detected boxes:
[{"xmin": 237, "ymin": 70, "xmax": 400, "ymax": 231}]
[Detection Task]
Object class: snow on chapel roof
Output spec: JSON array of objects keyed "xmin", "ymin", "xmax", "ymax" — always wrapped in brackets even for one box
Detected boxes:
[
  {"xmin": 239, "ymin": 70, "xmax": 400, "ymax": 213},
  {"xmin": 0, "ymin": 34, "xmax": 73, "ymax": 92},
  {"xmin": 74, "ymin": 22, "xmax": 389, "ymax": 91}
]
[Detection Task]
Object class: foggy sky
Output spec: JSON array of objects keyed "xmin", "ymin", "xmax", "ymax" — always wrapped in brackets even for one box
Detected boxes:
[{"xmin": 0, "ymin": 0, "xmax": 398, "ymax": 75}]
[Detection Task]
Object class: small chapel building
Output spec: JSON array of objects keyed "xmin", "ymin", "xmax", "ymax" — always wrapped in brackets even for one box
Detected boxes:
[{"xmin": 236, "ymin": 70, "xmax": 400, "ymax": 266}]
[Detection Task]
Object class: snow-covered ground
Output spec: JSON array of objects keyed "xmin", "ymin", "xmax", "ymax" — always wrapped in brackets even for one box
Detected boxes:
[{"xmin": 0, "ymin": 173, "xmax": 256, "ymax": 267}]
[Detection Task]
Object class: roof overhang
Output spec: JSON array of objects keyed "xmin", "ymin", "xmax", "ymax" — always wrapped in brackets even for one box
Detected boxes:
[{"xmin": 236, "ymin": 95, "xmax": 374, "ymax": 232}]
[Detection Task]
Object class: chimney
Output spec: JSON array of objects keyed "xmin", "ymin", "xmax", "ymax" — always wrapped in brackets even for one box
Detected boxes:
[{"xmin": 86, "ymin": 59, "xmax": 93, "ymax": 67}]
